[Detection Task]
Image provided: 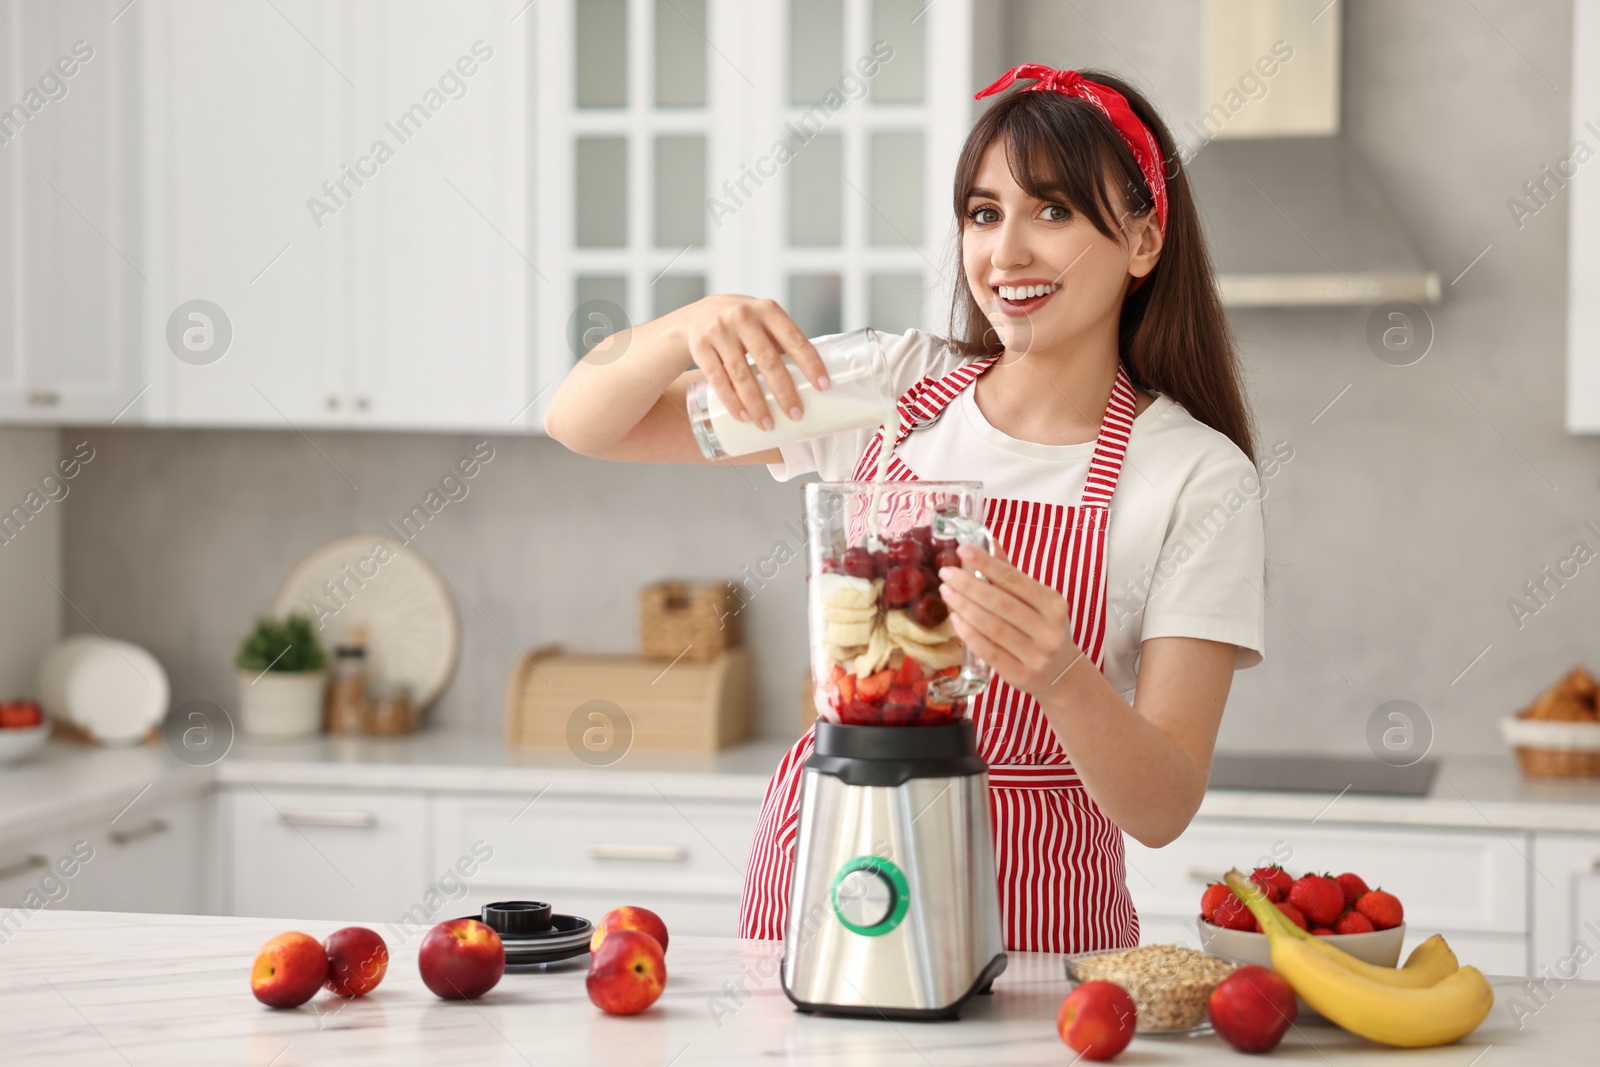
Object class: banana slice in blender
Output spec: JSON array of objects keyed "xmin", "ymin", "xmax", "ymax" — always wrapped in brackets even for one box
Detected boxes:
[
  {"xmin": 819, "ymin": 575, "xmax": 883, "ymax": 613},
  {"xmin": 896, "ymin": 636, "xmax": 965, "ymax": 671},
  {"xmin": 885, "ymin": 609, "xmax": 957, "ymax": 646},
  {"xmin": 825, "ymin": 618, "xmax": 877, "ymax": 647},
  {"xmin": 852, "ymin": 620, "xmax": 895, "ymax": 677}
]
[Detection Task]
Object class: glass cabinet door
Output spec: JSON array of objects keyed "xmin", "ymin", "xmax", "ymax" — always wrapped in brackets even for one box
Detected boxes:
[{"xmin": 534, "ymin": 0, "xmax": 972, "ymax": 427}]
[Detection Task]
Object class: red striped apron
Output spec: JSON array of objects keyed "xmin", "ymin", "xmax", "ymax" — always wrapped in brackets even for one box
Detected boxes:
[{"xmin": 738, "ymin": 354, "xmax": 1142, "ymax": 954}]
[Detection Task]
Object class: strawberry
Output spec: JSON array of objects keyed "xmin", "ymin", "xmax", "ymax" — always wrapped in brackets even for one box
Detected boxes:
[
  {"xmin": 1251, "ymin": 864, "xmax": 1293, "ymax": 898},
  {"xmin": 1334, "ymin": 910, "xmax": 1375, "ymax": 935},
  {"xmin": 1354, "ymin": 889, "xmax": 1404, "ymax": 931},
  {"xmin": 1212, "ymin": 889, "xmax": 1254, "ymax": 932},
  {"xmin": 893, "ymin": 656, "xmax": 924, "ymax": 687},
  {"xmin": 856, "ymin": 669, "xmax": 894, "ymax": 702},
  {"xmin": 1310, "ymin": 926, "xmax": 1336, "ymax": 936},
  {"xmin": 1274, "ymin": 901, "xmax": 1308, "ymax": 931},
  {"xmin": 1248, "ymin": 873, "xmax": 1283, "ymax": 903},
  {"xmin": 1200, "ymin": 882, "xmax": 1231, "ymax": 922},
  {"xmin": 1287, "ymin": 873, "xmax": 1345, "ymax": 927},
  {"xmin": 1334, "ymin": 872, "xmax": 1370, "ymax": 908}
]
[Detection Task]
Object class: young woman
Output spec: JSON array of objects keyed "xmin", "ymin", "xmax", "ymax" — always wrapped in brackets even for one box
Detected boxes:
[{"xmin": 544, "ymin": 65, "xmax": 1265, "ymax": 954}]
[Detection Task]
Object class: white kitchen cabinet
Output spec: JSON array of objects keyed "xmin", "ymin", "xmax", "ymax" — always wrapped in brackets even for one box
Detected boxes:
[
  {"xmin": 0, "ymin": 825, "xmax": 86, "ymax": 913},
  {"xmin": 1125, "ymin": 818, "xmax": 1532, "ymax": 974},
  {"xmin": 222, "ymin": 786, "xmax": 430, "ymax": 922},
  {"xmin": 0, "ymin": 0, "xmax": 145, "ymax": 423},
  {"xmin": 343, "ymin": 10, "xmax": 532, "ymax": 431},
  {"xmin": 1531, "ymin": 832, "xmax": 1600, "ymax": 981},
  {"xmin": 529, "ymin": 0, "xmax": 977, "ymax": 431},
  {"xmin": 65, "ymin": 794, "xmax": 206, "ymax": 916},
  {"xmin": 138, "ymin": 0, "xmax": 348, "ymax": 428},
  {"xmin": 0, "ymin": 794, "xmax": 205, "ymax": 918},
  {"xmin": 138, "ymin": 0, "xmax": 530, "ymax": 431},
  {"xmin": 431, "ymin": 791, "xmax": 758, "ymax": 937},
  {"xmin": 1568, "ymin": 0, "xmax": 1600, "ymax": 431}
]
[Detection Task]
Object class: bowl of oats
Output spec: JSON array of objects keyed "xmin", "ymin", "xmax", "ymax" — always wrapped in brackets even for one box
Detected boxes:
[{"xmin": 1063, "ymin": 943, "xmax": 1240, "ymax": 1035}]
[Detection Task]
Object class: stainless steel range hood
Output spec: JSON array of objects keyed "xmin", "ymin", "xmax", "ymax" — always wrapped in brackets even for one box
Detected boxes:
[{"xmin": 1185, "ymin": 1, "xmax": 1440, "ymax": 308}]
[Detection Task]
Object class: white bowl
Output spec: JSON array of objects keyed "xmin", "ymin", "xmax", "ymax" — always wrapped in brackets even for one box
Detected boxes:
[
  {"xmin": 1198, "ymin": 917, "xmax": 1406, "ymax": 967},
  {"xmin": 0, "ymin": 721, "xmax": 51, "ymax": 765}
]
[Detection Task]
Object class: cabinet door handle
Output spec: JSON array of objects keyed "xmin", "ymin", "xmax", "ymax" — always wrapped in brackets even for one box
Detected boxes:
[
  {"xmin": 26, "ymin": 390, "xmax": 60, "ymax": 407},
  {"xmin": 1185, "ymin": 867, "xmax": 1223, "ymax": 884},
  {"xmin": 1591, "ymin": 857, "xmax": 1600, "ymax": 873},
  {"xmin": 0, "ymin": 854, "xmax": 47, "ymax": 882},
  {"xmin": 279, "ymin": 810, "xmax": 377, "ymax": 829},
  {"xmin": 586, "ymin": 843, "xmax": 687, "ymax": 862},
  {"xmin": 109, "ymin": 818, "xmax": 170, "ymax": 846}
]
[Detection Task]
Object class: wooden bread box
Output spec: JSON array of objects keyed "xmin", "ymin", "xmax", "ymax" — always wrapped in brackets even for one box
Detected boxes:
[{"xmin": 506, "ymin": 642, "xmax": 751, "ymax": 752}]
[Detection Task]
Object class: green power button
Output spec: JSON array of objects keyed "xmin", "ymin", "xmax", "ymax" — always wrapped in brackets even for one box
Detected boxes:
[{"xmin": 830, "ymin": 855, "xmax": 910, "ymax": 937}]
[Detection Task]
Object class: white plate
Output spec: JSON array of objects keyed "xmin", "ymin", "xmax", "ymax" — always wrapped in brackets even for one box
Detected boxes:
[
  {"xmin": 271, "ymin": 533, "xmax": 459, "ymax": 711},
  {"xmin": 39, "ymin": 635, "xmax": 170, "ymax": 746}
]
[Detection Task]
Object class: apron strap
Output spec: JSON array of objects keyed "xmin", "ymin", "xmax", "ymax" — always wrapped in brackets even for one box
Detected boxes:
[{"xmin": 1078, "ymin": 362, "xmax": 1138, "ymax": 509}]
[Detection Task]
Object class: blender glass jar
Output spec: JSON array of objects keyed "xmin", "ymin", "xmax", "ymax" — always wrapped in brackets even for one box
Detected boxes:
[
  {"xmin": 687, "ymin": 327, "xmax": 893, "ymax": 460},
  {"xmin": 805, "ymin": 480, "xmax": 999, "ymax": 726}
]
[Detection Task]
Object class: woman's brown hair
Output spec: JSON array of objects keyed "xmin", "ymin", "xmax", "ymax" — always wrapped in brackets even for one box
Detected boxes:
[{"xmin": 946, "ymin": 69, "xmax": 1256, "ymax": 463}]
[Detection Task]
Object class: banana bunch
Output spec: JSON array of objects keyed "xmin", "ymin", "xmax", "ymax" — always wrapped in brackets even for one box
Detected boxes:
[{"xmin": 1222, "ymin": 870, "xmax": 1493, "ymax": 1048}]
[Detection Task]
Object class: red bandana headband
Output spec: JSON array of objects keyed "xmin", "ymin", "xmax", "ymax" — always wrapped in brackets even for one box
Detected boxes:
[{"xmin": 974, "ymin": 64, "xmax": 1168, "ymax": 237}]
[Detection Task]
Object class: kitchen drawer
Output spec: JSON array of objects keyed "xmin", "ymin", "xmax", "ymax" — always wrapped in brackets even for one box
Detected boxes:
[
  {"xmin": 432, "ymin": 792, "xmax": 759, "ymax": 900},
  {"xmin": 65, "ymin": 795, "xmax": 206, "ymax": 915},
  {"xmin": 1532, "ymin": 832, "xmax": 1600, "ymax": 981},
  {"xmin": 1123, "ymin": 819, "xmax": 1529, "ymax": 935},
  {"xmin": 0, "ymin": 829, "xmax": 88, "ymax": 913},
  {"xmin": 223, "ymin": 786, "xmax": 429, "ymax": 922}
]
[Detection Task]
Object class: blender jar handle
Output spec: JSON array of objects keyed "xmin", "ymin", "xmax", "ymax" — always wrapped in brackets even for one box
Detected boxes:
[{"xmin": 929, "ymin": 511, "xmax": 998, "ymax": 702}]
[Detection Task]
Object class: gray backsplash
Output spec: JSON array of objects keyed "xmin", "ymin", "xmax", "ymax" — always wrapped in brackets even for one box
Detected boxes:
[{"xmin": 54, "ymin": 0, "xmax": 1600, "ymax": 756}]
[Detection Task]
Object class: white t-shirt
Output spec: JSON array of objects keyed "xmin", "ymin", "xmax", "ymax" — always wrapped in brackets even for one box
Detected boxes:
[{"xmin": 766, "ymin": 327, "xmax": 1266, "ymax": 699}]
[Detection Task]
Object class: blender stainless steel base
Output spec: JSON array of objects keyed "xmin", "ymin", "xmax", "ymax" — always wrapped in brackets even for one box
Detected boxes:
[{"xmin": 780, "ymin": 721, "xmax": 1007, "ymax": 1020}]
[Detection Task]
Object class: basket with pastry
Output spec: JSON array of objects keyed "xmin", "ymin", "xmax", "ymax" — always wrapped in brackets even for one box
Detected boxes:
[{"xmin": 1499, "ymin": 666, "xmax": 1600, "ymax": 777}]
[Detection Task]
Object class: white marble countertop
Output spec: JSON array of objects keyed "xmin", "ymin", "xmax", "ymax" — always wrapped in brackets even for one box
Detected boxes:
[{"xmin": 0, "ymin": 910, "xmax": 1581, "ymax": 1065}]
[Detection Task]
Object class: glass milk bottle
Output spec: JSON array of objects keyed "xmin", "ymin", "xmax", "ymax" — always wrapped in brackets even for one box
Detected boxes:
[{"xmin": 687, "ymin": 327, "xmax": 894, "ymax": 460}]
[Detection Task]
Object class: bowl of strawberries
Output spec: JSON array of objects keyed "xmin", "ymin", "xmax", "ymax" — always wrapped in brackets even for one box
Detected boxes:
[
  {"xmin": 1195, "ymin": 864, "xmax": 1406, "ymax": 968},
  {"xmin": 0, "ymin": 699, "xmax": 49, "ymax": 766}
]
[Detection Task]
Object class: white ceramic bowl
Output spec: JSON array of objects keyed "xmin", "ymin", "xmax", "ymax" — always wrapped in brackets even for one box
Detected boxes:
[
  {"xmin": 1198, "ymin": 917, "xmax": 1406, "ymax": 967},
  {"xmin": 0, "ymin": 721, "xmax": 51, "ymax": 765}
]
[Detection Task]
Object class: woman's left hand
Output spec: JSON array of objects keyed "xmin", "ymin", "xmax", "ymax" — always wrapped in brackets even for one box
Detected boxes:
[{"xmin": 937, "ymin": 543, "xmax": 1087, "ymax": 702}]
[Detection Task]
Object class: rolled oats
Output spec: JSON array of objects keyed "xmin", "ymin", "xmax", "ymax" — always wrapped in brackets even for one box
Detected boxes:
[{"xmin": 1067, "ymin": 943, "xmax": 1240, "ymax": 1032}]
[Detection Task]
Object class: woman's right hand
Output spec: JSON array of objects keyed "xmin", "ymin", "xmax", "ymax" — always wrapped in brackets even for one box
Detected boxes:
[{"xmin": 668, "ymin": 295, "xmax": 829, "ymax": 430}]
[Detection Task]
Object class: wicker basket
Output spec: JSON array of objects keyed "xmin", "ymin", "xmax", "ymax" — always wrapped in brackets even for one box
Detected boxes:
[
  {"xmin": 506, "ymin": 642, "xmax": 751, "ymax": 752},
  {"xmin": 1500, "ymin": 716, "xmax": 1600, "ymax": 778},
  {"xmin": 639, "ymin": 580, "xmax": 742, "ymax": 662}
]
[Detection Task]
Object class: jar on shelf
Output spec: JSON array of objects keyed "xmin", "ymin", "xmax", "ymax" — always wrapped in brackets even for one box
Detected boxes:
[
  {"xmin": 366, "ymin": 682, "xmax": 416, "ymax": 736},
  {"xmin": 325, "ymin": 638, "xmax": 370, "ymax": 735}
]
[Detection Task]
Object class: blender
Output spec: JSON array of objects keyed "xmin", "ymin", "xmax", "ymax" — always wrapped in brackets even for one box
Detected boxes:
[{"xmin": 780, "ymin": 480, "xmax": 1007, "ymax": 1020}]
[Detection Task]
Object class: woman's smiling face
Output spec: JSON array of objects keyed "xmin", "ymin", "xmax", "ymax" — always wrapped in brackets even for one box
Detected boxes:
[{"xmin": 961, "ymin": 138, "xmax": 1161, "ymax": 359}]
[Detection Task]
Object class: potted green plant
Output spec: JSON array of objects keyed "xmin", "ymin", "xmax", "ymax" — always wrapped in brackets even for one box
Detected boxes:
[{"xmin": 235, "ymin": 613, "xmax": 329, "ymax": 737}]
